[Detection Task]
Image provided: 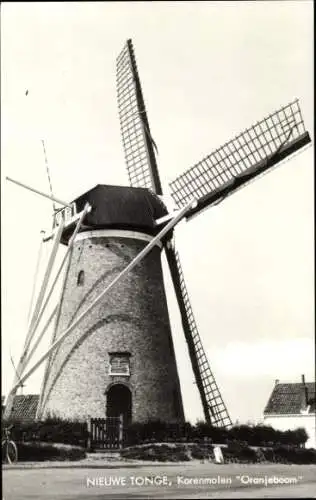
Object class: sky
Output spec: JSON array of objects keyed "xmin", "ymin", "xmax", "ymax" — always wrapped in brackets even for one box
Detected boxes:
[{"xmin": 1, "ymin": 1, "xmax": 314, "ymax": 425}]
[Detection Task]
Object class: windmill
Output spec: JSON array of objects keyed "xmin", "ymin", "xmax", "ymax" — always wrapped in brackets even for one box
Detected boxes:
[{"xmin": 4, "ymin": 39, "xmax": 311, "ymax": 429}]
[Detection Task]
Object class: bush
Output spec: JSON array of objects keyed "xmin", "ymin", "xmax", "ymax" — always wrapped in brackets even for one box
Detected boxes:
[
  {"xmin": 2, "ymin": 417, "xmax": 89, "ymax": 448},
  {"xmin": 194, "ymin": 421, "xmax": 228, "ymax": 443},
  {"xmin": 122, "ymin": 420, "xmax": 309, "ymax": 448},
  {"xmin": 224, "ymin": 441, "xmax": 258, "ymax": 463},
  {"xmin": 12, "ymin": 441, "xmax": 86, "ymax": 462},
  {"xmin": 124, "ymin": 420, "xmax": 194, "ymax": 446},
  {"xmin": 124, "ymin": 420, "xmax": 169, "ymax": 445},
  {"xmin": 175, "ymin": 450, "xmax": 191, "ymax": 462},
  {"xmin": 272, "ymin": 445, "xmax": 316, "ymax": 464},
  {"xmin": 3, "ymin": 417, "xmax": 310, "ymax": 452},
  {"xmin": 261, "ymin": 447, "xmax": 276, "ymax": 462},
  {"xmin": 254, "ymin": 447, "xmax": 266, "ymax": 463},
  {"xmin": 289, "ymin": 428, "xmax": 309, "ymax": 447},
  {"xmin": 238, "ymin": 446, "xmax": 258, "ymax": 462},
  {"xmin": 121, "ymin": 443, "xmax": 216, "ymax": 462},
  {"xmin": 234, "ymin": 424, "xmax": 308, "ymax": 447},
  {"xmin": 121, "ymin": 444, "xmax": 190, "ymax": 462},
  {"xmin": 190, "ymin": 444, "xmax": 214, "ymax": 460},
  {"xmin": 120, "ymin": 441, "xmax": 316, "ymax": 464},
  {"xmin": 124, "ymin": 419, "xmax": 231, "ymax": 446},
  {"xmin": 37, "ymin": 418, "xmax": 89, "ymax": 447}
]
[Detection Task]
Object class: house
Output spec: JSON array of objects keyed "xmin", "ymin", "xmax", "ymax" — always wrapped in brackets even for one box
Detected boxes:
[
  {"xmin": 2, "ymin": 395, "xmax": 39, "ymax": 423},
  {"xmin": 263, "ymin": 375, "xmax": 316, "ymax": 449}
]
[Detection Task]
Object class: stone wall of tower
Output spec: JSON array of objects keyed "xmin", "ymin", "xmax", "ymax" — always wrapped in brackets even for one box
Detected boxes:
[{"xmin": 39, "ymin": 231, "xmax": 185, "ymax": 423}]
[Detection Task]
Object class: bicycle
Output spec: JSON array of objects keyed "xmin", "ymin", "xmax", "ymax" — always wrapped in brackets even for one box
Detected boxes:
[{"xmin": 2, "ymin": 425, "xmax": 18, "ymax": 464}]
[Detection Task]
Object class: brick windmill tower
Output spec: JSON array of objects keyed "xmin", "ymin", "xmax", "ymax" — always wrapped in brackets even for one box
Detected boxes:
[{"xmin": 5, "ymin": 40, "xmax": 311, "ymax": 428}]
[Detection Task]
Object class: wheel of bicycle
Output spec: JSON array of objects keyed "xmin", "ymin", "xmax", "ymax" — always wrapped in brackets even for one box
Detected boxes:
[{"xmin": 2, "ymin": 440, "xmax": 18, "ymax": 464}]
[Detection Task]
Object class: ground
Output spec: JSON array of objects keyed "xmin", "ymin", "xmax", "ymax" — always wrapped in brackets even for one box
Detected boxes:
[{"xmin": 3, "ymin": 462, "xmax": 316, "ymax": 499}]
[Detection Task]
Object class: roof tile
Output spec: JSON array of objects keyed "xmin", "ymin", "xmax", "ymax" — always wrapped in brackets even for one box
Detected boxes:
[
  {"xmin": 264, "ymin": 382, "xmax": 315, "ymax": 415},
  {"xmin": 2, "ymin": 395, "xmax": 39, "ymax": 422}
]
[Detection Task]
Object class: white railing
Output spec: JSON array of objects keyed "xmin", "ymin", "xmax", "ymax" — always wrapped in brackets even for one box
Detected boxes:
[{"xmin": 53, "ymin": 202, "xmax": 77, "ymax": 228}]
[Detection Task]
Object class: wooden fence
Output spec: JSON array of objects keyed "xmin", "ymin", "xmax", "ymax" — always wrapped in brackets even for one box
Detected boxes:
[{"xmin": 87, "ymin": 416, "xmax": 123, "ymax": 450}]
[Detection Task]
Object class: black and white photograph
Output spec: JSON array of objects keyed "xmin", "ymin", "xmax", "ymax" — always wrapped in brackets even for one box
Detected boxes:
[{"xmin": 1, "ymin": 1, "xmax": 314, "ymax": 498}]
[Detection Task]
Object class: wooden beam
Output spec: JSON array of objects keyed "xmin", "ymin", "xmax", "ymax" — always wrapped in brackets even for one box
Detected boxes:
[
  {"xmin": 3, "ymin": 221, "xmax": 64, "ymax": 419},
  {"xmin": 27, "ymin": 230, "xmax": 46, "ymax": 324},
  {"xmin": 11, "ymin": 197, "xmax": 197, "ymax": 393},
  {"xmin": 21, "ymin": 305, "xmax": 58, "ymax": 373},
  {"xmin": 6, "ymin": 176, "xmax": 72, "ymax": 208},
  {"xmin": 185, "ymin": 132, "xmax": 311, "ymax": 221},
  {"xmin": 36, "ymin": 252, "xmax": 72, "ymax": 419},
  {"xmin": 25, "ymin": 219, "xmax": 65, "ymax": 352},
  {"xmin": 155, "ymin": 210, "xmax": 181, "ymax": 226},
  {"xmin": 34, "ymin": 205, "xmax": 91, "ymax": 419},
  {"xmin": 27, "ymin": 204, "xmax": 91, "ymax": 346},
  {"xmin": 44, "ymin": 204, "xmax": 92, "ymax": 242}
]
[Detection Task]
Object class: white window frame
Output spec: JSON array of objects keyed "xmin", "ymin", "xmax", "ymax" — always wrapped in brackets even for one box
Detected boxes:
[
  {"xmin": 54, "ymin": 202, "xmax": 77, "ymax": 228},
  {"xmin": 109, "ymin": 354, "xmax": 130, "ymax": 376}
]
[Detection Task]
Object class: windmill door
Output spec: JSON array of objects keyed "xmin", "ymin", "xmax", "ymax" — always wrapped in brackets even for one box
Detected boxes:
[{"xmin": 106, "ymin": 384, "xmax": 132, "ymax": 428}]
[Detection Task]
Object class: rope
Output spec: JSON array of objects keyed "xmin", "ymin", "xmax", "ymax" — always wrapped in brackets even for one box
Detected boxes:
[
  {"xmin": 24, "ymin": 91, "xmax": 57, "ymax": 212},
  {"xmin": 41, "ymin": 139, "xmax": 57, "ymax": 212}
]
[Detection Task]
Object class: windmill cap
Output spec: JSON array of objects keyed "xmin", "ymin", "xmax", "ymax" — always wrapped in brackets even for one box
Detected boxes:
[{"xmin": 60, "ymin": 184, "xmax": 169, "ymax": 244}]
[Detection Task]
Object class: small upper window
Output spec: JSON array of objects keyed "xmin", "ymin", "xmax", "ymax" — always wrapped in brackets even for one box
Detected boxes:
[
  {"xmin": 77, "ymin": 270, "xmax": 84, "ymax": 286},
  {"xmin": 109, "ymin": 353, "xmax": 130, "ymax": 376}
]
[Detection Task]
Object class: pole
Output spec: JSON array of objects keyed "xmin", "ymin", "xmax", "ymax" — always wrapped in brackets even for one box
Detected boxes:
[
  {"xmin": 3, "ymin": 220, "xmax": 64, "ymax": 419},
  {"xmin": 155, "ymin": 210, "xmax": 181, "ymax": 226},
  {"xmin": 36, "ymin": 251, "xmax": 72, "ymax": 419},
  {"xmin": 27, "ymin": 230, "xmax": 46, "ymax": 324},
  {"xmin": 25, "ymin": 219, "xmax": 65, "ymax": 352},
  {"xmin": 35, "ymin": 205, "xmax": 90, "ymax": 419},
  {"xmin": 27, "ymin": 204, "xmax": 90, "ymax": 346},
  {"xmin": 21, "ymin": 305, "xmax": 58, "ymax": 374},
  {"xmin": 6, "ymin": 176, "xmax": 72, "ymax": 208},
  {"xmin": 11, "ymin": 197, "xmax": 197, "ymax": 392}
]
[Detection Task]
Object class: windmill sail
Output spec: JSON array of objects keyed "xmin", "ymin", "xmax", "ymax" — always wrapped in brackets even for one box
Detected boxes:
[
  {"xmin": 170, "ymin": 99, "xmax": 311, "ymax": 219},
  {"xmin": 165, "ymin": 239, "xmax": 232, "ymax": 428},
  {"xmin": 116, "ymin": 39, "xmax": 162, "ymax": 194},
  {"xmin": 117, "ymin": 39, "xmax": 232, "ymax": 427}
]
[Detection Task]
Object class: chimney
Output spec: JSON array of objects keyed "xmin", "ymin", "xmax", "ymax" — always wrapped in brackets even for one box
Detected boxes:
[
  {"xmin": 275, "ymin": 379, "xmax": 279, "ymax": 386},
  {"xmin": 301, "ymin": 374, "xmax": 309, "ymax": 407}
]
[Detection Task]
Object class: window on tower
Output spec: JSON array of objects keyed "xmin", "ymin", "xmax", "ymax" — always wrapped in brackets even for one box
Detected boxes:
[
  {"xmin": 77, "ymin": 270, "xmax": 84, "ymax": 286},
  {"xmin": 109, "ymin": 353, "xmax": 131, "ymax": 376}
]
